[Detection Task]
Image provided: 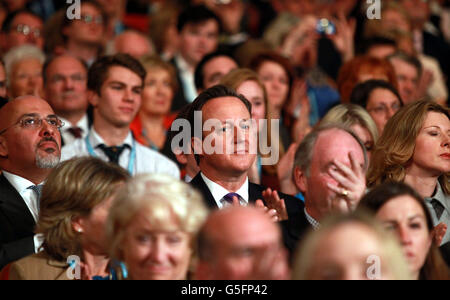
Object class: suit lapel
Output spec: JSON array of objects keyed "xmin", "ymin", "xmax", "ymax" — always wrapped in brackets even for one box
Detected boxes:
[
  {"xmin": 0, "ymin": 174, "xmax": 36, "ymax": 233},
  {"xmin": 190, "ymin": 174, "xmax": 218, "ymax": 209}
]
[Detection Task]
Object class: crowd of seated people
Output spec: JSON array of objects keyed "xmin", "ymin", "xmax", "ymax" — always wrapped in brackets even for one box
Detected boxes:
[{"xmin": 0, "ymin": 0, "xmax": 450, "ymax": 281}]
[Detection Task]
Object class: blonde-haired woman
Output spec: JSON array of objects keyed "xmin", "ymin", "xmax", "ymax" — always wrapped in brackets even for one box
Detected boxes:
[
  {"xmin": 130, "ymin": 55, "xmax": 178, "ymax": 152},
  {"xmin": 320, "ymin": 104, "xmax": 379, "ymax": 161},
  {"xmin": 107, "ymin": 174, "xmax": 208, "ymax": 280},
  {"xmin": 368, "ymin": 100, "xmax": 450, "ymax": 244},
  {"xmin": 292, "ymin": 211, "xmax": 412, "ymax": 280},
  {"xmin": 5, "ymin": 157, "xmax": 130, "ymax": 280}
]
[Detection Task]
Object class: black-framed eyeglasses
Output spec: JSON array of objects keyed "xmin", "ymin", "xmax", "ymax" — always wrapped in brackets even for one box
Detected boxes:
[
  {"xmin": 12, "ymin": 24, "xmax": 41, "ymax": 38},
  {"xmin": 0, "ymin": 115, "xmax": 65, "ymax": 135}
]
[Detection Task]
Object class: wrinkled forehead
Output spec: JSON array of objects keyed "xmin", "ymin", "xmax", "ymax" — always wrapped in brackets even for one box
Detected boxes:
[{"xmin": 202, "ymin": 96, "xmax": 251, "ymax": 121}]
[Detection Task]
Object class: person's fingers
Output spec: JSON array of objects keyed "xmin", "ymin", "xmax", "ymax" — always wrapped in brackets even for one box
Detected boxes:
[
  {"xmin": 328, "ymin": 168, "xmax": 352, "ymax": 189},
  {"xmin": 255, "ymin": 199, "xmax": 265, "ymax": 208}
]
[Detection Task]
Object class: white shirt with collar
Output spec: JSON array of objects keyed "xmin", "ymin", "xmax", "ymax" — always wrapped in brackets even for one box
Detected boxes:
[
  {"xmin": 2, "ymin": 171, "xmax": 44, "ymax": 253},
  {"xmin": 175, "ymin": 54, "xmax": 198, "ymax": 103},
  {"xmin": 61, "ymin": 128, "xmax": 180, "ymax": 178},
  {"xmin": 200, "ymin": 172, "xmax": 249, "ymax": 209},
  {"xmin": 59, "ymin": 114, "xmax": 89, "ymax": 146}
]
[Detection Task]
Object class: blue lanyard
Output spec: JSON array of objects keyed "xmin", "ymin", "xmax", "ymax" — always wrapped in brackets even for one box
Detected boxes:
[{"xmin": 85, "ymin": 134, "xmax": 136, "ymax": 175}]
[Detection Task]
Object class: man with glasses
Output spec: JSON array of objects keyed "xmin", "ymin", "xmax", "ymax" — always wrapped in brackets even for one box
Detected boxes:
[
  {"xmin": 0, "ymin": 9, "xmax": 44, "ymax": 54},
  {"xmin": 0, "ymin": 95, "xmax": 62, "ymax": 270},
  {"xmin": 61, "ymin": 0, "xmax": 107, "ymax": 66},
  {"xmin": 43, "ymin": 55, "xmax": 92, "ymax": 146}
]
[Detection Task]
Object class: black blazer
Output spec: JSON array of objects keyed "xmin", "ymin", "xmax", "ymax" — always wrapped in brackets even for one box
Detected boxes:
[
  {"xmin": 169, "ymin": 58, "xmax": 190, "ymax": 113},
  {"xmin": 440, "ymin": 242, "xmax": 450, "ymax": 268},
  {"xmin": 190, "ymin": 173, "xmax": 310, "ymax": 255},
  {"xmin": 0, "ymin": 174, "xmax": 36, "ymax": 270}
]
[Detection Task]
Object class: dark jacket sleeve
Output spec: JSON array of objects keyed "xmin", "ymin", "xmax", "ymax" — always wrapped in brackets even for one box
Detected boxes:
[{"xmin": 0, "ymin": 236, "xmax": 34, "ymax": 271}]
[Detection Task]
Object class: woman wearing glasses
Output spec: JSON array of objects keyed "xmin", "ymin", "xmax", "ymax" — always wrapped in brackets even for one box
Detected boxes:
[{"xmin": 350, "ymin": 79, "xmax": 403, "ymax": 135}]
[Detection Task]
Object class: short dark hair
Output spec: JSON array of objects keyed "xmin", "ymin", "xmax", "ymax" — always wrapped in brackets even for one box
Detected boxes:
[
  {"xmin": 88, "ymin": 54, "xmax": 146, "ymax": 95},
  {"xmin": 187, "ymin": 85, "xmax": 252, "ymax": 165},
  {"xmin": 350, "ymin": 79, "xmax": 403, "ymax": 108},
  {"xmin": 1, "ymin": 9, "xmax": 43, "ymax": 32},
  {"xmin": 194, "ymin": 51, "xmax": 237, "ymax": 91},
  {"xmin": 387, "ymin": 51, "xmax": 423, "ymax": 78},
  {"xmin": 42, "ymin": 55, "xmax": 88, "ymax": 85},
  {"xmin": 176, "ymin": 4, "xmax": 222, "ymax": 33},
  {"xmin": 360, "ymin": 36, "xmax": 397, "ymax": 55}
]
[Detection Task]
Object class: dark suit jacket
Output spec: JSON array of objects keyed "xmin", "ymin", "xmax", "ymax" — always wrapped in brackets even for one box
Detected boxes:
[
  {"xmin": 170, "ymin": 58, "xmax": 190, "ymax": 113},
  {"xmin": 60, "ymin": 109, "xmax": 94, "ymax": 148},
  {"xmin": 0, "ymin": 174, "xmax": 36, "ymax": 271},
  {"xmin": 440, "ymin": 242, "xmax": 450, "ymax": 268},
  {"xmin": 190, "ymin": 173, "xmax": 310, "ymax": 256}
]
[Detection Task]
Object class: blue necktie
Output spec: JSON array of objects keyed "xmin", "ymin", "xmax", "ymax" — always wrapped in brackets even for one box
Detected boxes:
[
  {"xmin": 28, "ymin": 185, "xmax": 43, "ymax": 209},
  {"xmin": 222, "ymin": 193, "xmax": 242, "ymax": 205}
]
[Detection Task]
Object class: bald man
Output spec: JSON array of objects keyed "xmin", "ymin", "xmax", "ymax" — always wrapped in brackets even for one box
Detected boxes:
[
  {"xmin": 195, "ymin": 206, "xmax": 290, "ymax": 280},
  {"xmin": 109, "ymin": 30, "xmax": 154, "ymax": 59},
  {"xmin": 0, "ymin": 96, "xmax": 62, "ymax": 270}
]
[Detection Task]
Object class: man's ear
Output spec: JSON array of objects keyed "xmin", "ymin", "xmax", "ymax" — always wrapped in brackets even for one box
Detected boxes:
[
  {"xmin": 87, "ymin": 90, "xmax": 99, "ymax": 107},
  {"xmin": 175, "ymin": 153, "xmax": 188, "ymax": 165},
  {"xmin": 294, "ymin": 167, "xmax": 307, "ymax": 194},
  {"xmin": 0, "ymin": 136, "xmax": 8, "ymax": 157}
]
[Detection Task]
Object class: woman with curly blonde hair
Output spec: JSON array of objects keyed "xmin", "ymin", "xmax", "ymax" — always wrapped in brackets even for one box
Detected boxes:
[{"xmin": 367, "ymin": 100, "xmax": 450, "ymax": 244}]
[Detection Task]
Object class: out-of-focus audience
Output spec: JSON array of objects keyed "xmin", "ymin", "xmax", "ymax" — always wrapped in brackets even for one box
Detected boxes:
[{"xmin": 1, "ymin": 0, "xmax": 450, "ymax": 281}]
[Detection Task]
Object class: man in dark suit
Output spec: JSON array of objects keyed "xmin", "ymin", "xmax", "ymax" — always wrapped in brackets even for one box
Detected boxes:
[
  {"xmin": 186, "ymin": 85, "xmax": 308, "ymax": 253},
  {"xmin": 289, "ymin": 124, "xmax": 368, "ymax": 247},
  {"xmin": 0, "ymin": 95, "xmax": 62, "ymax": 270},
  {"xmin": 170, "ymin": 5, "xmax": 221, "ymax": 112},
  {"xmin": 43, "ymin": 54, "xmax": 93, "ymax": 147}
]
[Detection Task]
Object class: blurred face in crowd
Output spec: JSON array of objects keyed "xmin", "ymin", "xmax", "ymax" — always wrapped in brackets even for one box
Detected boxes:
[
  {"xmin": 89, "ymin": 66, "xmax": 142, "ymax": 128},
  {"xmin": 400, "ymin": 0, "xmax": 430, "ymax": 27},
  {"xmin": 75, "ymin": 195, "xmax": 116, "ymax": 255},
  {"xmin": 350, "ymin": 123, "xmax": 374, "ymax": 161},
  {"xmin": 201, "ymin": 56, "xmax": 237, "ymax": 90},
  {"xmin": 0, "ymin": 63, "xmax": 6, "ymax": 98},
  {"xmin": 382, "ymin": 8, "xmax": 412, "ymax": 32},
  {"xmin": 121, "ymin": 211, "xmax": 192, "ymax": 280},
  {"xmin": 257, "ymin": 61, "xmax": 289, "ymax": 115},
  {"xmin": 141, "ymin": 67, "xmax": 174, "ymax": 117},
  {"xmin": 307, "ymin": 222, "xmax": 393, "ymax": 280},
  {"xmin": 0, "ymin": 96, "xmax": 62, "ymax": 176},
  {"xmin": 1, "ymin": 12, "xmax": 44, "ymax": 52},
  {"xmin": 409, "ymin": 112, "xmax": 450, "ymax": 177},
  {"xmin": 296, "ymin": 129, "xmax": 365, "ymax": 221},
  {"xmin": 236, "ymin": 80, "xmax": 266, "ymax": 131},
  {"xmin": 114, "ymin": 32, "xmax": 154, "ymax": 59},
  {"xmin": 366, "ymin": 88, "xmax": 402, "ymax": 135},
  {"xmin": 44, "ymin": 55, "xmax": 88, "ymax": 118},
  {"xmin": 9, "ymin": 58, "xmax": 43, "ymax": 98},
  {"xmin": 179, "ymin": 20, "xmax": 219, "ymax": 67},
  {"xmin": 197, "ymin": 207, "xmax": 289, "ymax": 280},
  {"xmin": 366, "ymin": 45, "xmax": 397, "ymax": 60},
  {"xmin": 390, "ymin": 58, "xmax": 419, "ymax": 105},
  {"xmin": 63, "ymin": 3, "xmax": 105, "ymax": 45},
  {"xmin": 196, "ymin": 96, "xmax": 257, "ymax": 178},
  {"xmin": 376, "ymin": 195, "xmax": 432, "ymax": 279}
]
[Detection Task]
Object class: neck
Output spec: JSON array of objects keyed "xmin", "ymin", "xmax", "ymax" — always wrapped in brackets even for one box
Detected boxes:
[
  {"xmin": 82, "ymin": 249, "xmax": 109, "ymax": 279},
  {"xmin": 201, "ymin": 167, "xmax": 247, "ymax": 192},
  {"xmin": 58, "ymin": 111, "xmax": 86, "ymax": 126},
  {"xmin": 178, "ymin": 54, "xmax": 196, "ymax": 73},
  {"xmin": 93, "ymin": 115, "xmax": 130, "ymax": 146},
  {"xmin": 66, "ymin": 40, "xmax": 99, "ymax": 63},
  {"xmin": 271, "ymin": 109, "xmax": 282, "ymax": 120},
  {"xmin": 404, "ymin": 173, "xmax": 438, "ymax": 198},
  {"xmin": 139, "ymin": 111, "xmax": 164, "ymax": 128},
  {"xmin": 305, "ymin": 203, "xmax": 321, "ymax": 222},
  {"xmin": 2, "ymin": 166, "xmax": 51, "ymax": 185}
]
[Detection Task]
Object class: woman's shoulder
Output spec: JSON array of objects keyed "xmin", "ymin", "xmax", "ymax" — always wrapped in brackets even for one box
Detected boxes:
[{"xmin": 9, "ymin": 252, "xmax": 71, "ymax": 280}]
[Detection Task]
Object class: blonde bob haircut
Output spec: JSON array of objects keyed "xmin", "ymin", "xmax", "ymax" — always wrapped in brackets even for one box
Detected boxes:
[
  {"xmin": 140, "ymin": 54, "xmax": 178, "ymax": 92},
  {"xmin": 36, "ymin": 157, "xmax": 130, "ymax": 261},
  {"xmin": 320, "ymin": 103, "xmax": 379, "ymax": 149},
  {"xmin": 107, "ymin": 174, "xmax": 209, "ymax": 261},
  {"xmin": 292, "ymin": 211, "xmax": 412, "ymax": 280},
  {"xmin": 367, "ymin": 100, "xmax": 450, "ymax": 194}
]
